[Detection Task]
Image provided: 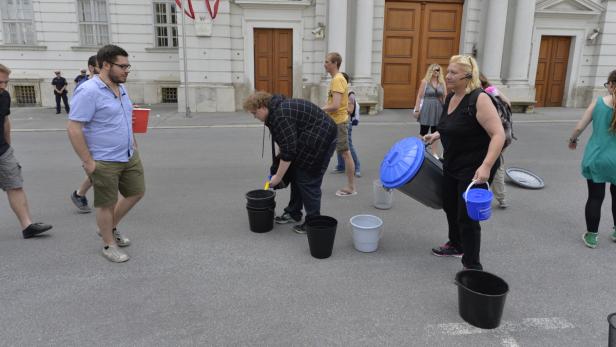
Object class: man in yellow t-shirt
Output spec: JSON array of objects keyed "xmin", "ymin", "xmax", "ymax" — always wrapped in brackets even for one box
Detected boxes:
[{"xmin": 322, "ymin": 52, "xmax": 356, "ymax": 196}]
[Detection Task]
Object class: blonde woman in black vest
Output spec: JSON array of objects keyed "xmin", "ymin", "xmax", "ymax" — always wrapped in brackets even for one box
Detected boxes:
[{"xmin": 424, "ymin": 55, "xmax": 505, "ymax": 270}]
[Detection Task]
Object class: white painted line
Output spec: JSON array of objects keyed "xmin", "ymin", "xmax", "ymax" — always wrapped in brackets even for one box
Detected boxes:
[
  {"xmin": 11, "ymin": 119, "xmax": 579, "ymax": 132},
  {"xmin": 426, "ymin": 317, "xmax": 574, "ymax": 346}
]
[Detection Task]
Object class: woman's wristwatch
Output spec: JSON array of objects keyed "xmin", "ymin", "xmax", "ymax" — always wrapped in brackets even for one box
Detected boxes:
[{"xmin": 569, "ymin": 137, "xmax": 578, "ymax": 144}]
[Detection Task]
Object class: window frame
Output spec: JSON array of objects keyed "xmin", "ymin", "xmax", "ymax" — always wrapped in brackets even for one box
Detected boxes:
[
  {"xmin": 153, "ymin": 1, "xmax": 178, "ymax": 48},
  {"xmin": 76, "ymin": 0, "xmax": 110, "ymax": 47},
  {"xmin": 0, "ymin": 0, "xmax": 36, "ymax": 45}
]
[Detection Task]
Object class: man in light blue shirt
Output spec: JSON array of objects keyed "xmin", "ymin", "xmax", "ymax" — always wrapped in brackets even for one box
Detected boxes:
[{"xmin": 67, "ymin": 45, "xmax": 145, "ymax": 263}]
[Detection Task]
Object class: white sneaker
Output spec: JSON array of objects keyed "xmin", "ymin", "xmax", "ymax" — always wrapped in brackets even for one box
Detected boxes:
[
  {"xmin": 97, "ymin": 228, "xmax": 131, "ymax": 247},
  {"xmin": 102, "ymin": 245, "xmax": 129, "ymax": 263}
]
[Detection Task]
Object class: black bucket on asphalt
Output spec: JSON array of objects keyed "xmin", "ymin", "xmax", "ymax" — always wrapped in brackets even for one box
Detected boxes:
[
  {"xmin": 246, "ymin": 205, "xmax": 275, "ymax": 233},
  {"xmin": 608, "ymin": 313, "xmax": 616, "ymax": 347},
  {"xmin": 455, "ymin": 270, "xmax": 509, "ymax": 329},
  {"xmin": 246, "ymin": 189, "xmax": 276, "ymax": 209},
  {"xmin": 306, "ymin": 215, "xmax": 337, "ymax": 259}
]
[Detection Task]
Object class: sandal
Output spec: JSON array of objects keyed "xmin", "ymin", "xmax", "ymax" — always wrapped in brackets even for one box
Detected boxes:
[{"xmin": 335, "ymin": 189, "xmax": 357, "ymax": 197}]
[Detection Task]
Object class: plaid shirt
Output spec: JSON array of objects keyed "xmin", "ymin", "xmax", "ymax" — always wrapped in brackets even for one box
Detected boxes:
[{"xmin": 266, "ymin": 95, "xmax": 337, "ymax": 173}]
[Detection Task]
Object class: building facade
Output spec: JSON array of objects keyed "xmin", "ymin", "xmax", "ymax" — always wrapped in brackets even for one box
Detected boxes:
[{"xmin": 0, "ymin": 0, "xmax": 614, "ymax": 112}]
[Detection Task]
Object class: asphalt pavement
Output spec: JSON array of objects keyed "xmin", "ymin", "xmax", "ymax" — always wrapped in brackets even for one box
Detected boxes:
[{"xmin": 1, "ymin": 104, "xmax": 614, "ymax": 346}]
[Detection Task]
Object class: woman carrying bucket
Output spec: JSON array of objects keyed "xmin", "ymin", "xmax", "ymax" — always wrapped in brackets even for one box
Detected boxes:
[
  {"xmin": 424, "ymin": 55, "xmax": 505, "ymax": 270},
  {"xmin": 568, "ymin": 69, "xmax": 616, "ymax": 249}
]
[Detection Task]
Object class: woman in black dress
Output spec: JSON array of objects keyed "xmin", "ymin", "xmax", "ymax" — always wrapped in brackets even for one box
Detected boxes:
[{"xmin": 424, "ymin": 55, "xmax": 505, "ymax": 270}]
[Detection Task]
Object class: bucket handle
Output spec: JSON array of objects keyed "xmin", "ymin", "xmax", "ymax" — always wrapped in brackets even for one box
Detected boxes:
[{"xmin": 463, "ymin": 180, "xmax": 490, "ymax": 202}]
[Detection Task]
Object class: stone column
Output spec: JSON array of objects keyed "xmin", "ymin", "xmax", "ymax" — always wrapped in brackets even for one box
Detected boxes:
[
  {"xmin": 505, "ymin": 0, "xmax": 535, "ymax": 87},
  {"xmin": 479, "ymin": 0, "xmax": 508, "ymax": 85},
  {"xmin": 353, "ymin": 0, "xmax": 374, "ymax": 86},
  {"xmin": 326, "ymin": 0, "xmax": 348, "ymax": 71}
]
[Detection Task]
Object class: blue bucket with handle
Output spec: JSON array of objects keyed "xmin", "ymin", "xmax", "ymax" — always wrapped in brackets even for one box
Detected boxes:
[{"xmin": 463, "ymin": 180, "xmax": 493, "ymax": 221}]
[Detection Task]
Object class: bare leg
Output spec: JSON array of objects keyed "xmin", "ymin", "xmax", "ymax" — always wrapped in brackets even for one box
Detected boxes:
[
  {"xmin": 77, "ymin": 176, "xmax": 92, "ymax": 197},
  {"xmin": 341, "ymin": 150, "xmax": 355, "ymax": 193},
  {"xmin": 96, "ymin": 205, "xmax": 116, "ymax": 245},
  {"xmin": 113, "ymin": 193, "xmax": 144, "ymax": 228},
  {"xmin": 6, "ymin": 188, "xmax": 33, "ymax": 229}
]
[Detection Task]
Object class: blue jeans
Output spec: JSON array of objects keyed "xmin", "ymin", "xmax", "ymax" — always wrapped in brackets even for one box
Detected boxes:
[
  {"xmin": 335, "ymin": 122, "xmax": 360, "ymax": 172},
  {"xmin": 284, "ymin": 139, "xmax": 336, "ymax": 220}
]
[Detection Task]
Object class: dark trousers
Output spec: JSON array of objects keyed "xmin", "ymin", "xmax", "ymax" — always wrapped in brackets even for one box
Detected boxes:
[
  {"xmin": 285, "ymin": 139, "xmax": 336, "ymax": 221},
  {"xmin": 585, "ymin": 180, "xmax": 616, "ymax": 233},
  {"xmin": 442, "ymin": 174, "xmax": 485, "ymax": 270},
  {"xmin": 55, "ymin": 93, "xmax": 69, "ymax": 113}
]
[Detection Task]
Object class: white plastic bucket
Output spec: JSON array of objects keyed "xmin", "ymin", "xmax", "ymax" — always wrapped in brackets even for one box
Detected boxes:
[
  {"xmin": 350, "ymin": 214, "xmax": 384, "ymax": 253},
  {"xmin": 373, "ymin": 179, "xmax": 393, "ymax": 210}
]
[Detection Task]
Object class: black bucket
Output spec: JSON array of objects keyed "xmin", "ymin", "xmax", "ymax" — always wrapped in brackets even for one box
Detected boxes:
[
  {"xmin": 396, "ymin": 147, "xmax": 443, "ymax": 209},
  {"xmin": 306, "ymin": 215, "xmax": 337, "ymax": 259},
  {"xmin": 246, "ymin": 189, "xmax": 276, "ymax": 209},
  {"xmin": 455, "ymin": 270, "xmax": 509, "ymax": 329},
  {"xmin": 246, "ymin": 205, "xmax": 275, "ymax": 233},
  {"xmin": 608, "ymin": 313, "xmax": 616, "ymax": 347}
]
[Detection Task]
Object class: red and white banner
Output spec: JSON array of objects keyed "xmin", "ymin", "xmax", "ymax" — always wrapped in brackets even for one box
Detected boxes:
[{"xmin": 175, "ymin": 0, "xmax": 220, "ymax": 20}]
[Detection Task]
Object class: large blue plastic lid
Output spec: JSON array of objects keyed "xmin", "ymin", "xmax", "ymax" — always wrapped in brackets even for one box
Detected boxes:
[{"xmin": 380, "ymin": 137, "xmax": 425, "ymax": 189}]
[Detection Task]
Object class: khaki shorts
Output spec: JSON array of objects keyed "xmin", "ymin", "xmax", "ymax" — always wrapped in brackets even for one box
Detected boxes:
[
  {"xmin": 336, "ymin": 122, "xmax": 350, "ymax": 153},
  {"xmin": 90, "ymin": 151, "xmax": 145, "ymax": 207},
  {"xmin": 0, "ymin": 147, "xmax": 24, "ymax": 191}
]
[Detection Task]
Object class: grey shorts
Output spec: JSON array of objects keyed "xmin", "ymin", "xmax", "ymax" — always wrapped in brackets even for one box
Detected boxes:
[{"xmin": 0, "ymin": 147, "xmax": 24, "ymax": 191}]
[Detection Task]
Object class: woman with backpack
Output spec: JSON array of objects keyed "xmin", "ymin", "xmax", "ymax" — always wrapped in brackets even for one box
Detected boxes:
[
  {"xmin": 332, "ymin": 72, "xmax": 361, "ymax": 177},
  {"xmin": 413, "ymin": 64, "xmax": 446, "ymax": 157},
  {"xmin": 480, "ymin": 73, "xmax": 511, "ymax": 209},
  {"xmin": 423, "ymin": 55, "xmax": 505, "ymax": 270},
  {"xmin": 568, "ymin": 69, "xmax": 616, "ymax": 249}
]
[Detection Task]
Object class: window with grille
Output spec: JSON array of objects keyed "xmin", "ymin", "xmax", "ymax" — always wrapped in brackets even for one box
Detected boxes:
[
  {"xmin": 162, "ymin": 87, "xmax": 177, "ymax": 103},
  {"xmin": 153, "ymin": 2, "xmax": 178, "ymax": 48},
  {"xmin": 13, "ymin": 85, "xmax": 36, "ymax": 105},
  {"xmin": 0, "ymin": 0, "xmax": 36, "ymax": 45},
  {"xmin": 77, "ymin": 0, "xmax": 109, "ymax": 46}
]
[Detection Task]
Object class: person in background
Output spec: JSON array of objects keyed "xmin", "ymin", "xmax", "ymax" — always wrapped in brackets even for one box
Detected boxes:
[
  {"xmin": 74, "ymin": 69, "xmax": 88, "ymax": 90},
  {"xmin": 569, "ymin": 69, "xmax": 616, "ymax": 249},
  {"xmin": 52, "ymin": 71, "xmax": 70, "ymax": 114},
  {"xmin": 424, "ymin": 55, "xmax": 505, "ymax": 270},
  {"xmin": 0, "ymin": 63, "xmax": 53, "ymax": 239},
  {"xmin": 243, "ymin": 91, "xmax": 337, "ymax": 234},
  {"xmin": 332, "ymin": 72, "xmax": 361, "ymax": 178},
  {"xmin": 70, "ymin": 55, "xmax": 100, "ymax": 213},
  {"xmin": 413, "ymin": 64, "xmax": 446, "ymax": 157},
  {"xmin": 322, "ymin": 52, "xmax": 356, "ymax": 197},
  {"xmin": 479, "ymin": 73, "xmax": 510, "ymax": 209}
]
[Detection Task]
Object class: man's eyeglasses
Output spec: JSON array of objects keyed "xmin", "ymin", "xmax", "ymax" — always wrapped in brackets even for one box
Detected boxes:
[
  {"xmin": 0, "ymin": 80, "xmax": 9, "ymax": 85},
  {"xmin": 604, "ymin": 82, "xmax": 612, "ymax": 88},
  {"xmin": 111, "ymin": 63, "xmax": 132, "ymax": 71}
]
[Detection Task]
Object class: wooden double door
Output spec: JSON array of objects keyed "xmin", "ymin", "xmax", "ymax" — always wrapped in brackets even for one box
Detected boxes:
[
  {"xmin": 381, "ymin": 1, "xmax": 463, "ymax": 108},
  {"xmin": 535, "ymin": 36, "xmax": 571, "ymax": 107},
  {"xmin": 254, "ymin": 28, "xmax": 293, "ymax": 97}
]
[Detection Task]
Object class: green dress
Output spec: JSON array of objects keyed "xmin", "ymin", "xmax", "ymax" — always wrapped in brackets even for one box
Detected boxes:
[{"xmin": 581, "ymin": 97, "xmax": 616, "ymax": 184}]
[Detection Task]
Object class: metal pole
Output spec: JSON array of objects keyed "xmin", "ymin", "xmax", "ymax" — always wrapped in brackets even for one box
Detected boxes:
[{"xmin": 180, "ymin": 0, "xmax": 191, "ymax": 118}]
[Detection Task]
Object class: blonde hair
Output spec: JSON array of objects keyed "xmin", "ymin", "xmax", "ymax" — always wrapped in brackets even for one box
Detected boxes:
[
  {"xmin": 326, "ymin": 52, "xmax": 342, "ymax": 69},
  {"xmin": 242, "ymin": 91, "xmax": 272, "ymax": 113},
  {"xmin": 423, "ymin": 64, "xmax": 445, "ymax": 86},
  {"xmin": 449, "ymin": 55, "xmax": 481, "ymax": 94},
  {"xmin": 0, "ymin": 64, "xmax": 11, "ymax": 75}
]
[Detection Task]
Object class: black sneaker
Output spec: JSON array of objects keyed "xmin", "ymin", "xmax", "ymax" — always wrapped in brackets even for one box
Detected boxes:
[
  {"xmin": 293, "ymin": 223, "xmax": 307, "ymax": 234},
  {"xmin": 23, "ymin": 222, "xmax": 53, "ymax": 239},
  {"xmin": 431, "ymin": 241, "xmax": 463, "ymax": 257},
  {"xmin": 275, "ymin": 212, "xmax": 301, "ymax": 224},
  {"xmin": 71, "ymin": 190, "xmax": 91, "ymax": 213}
]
